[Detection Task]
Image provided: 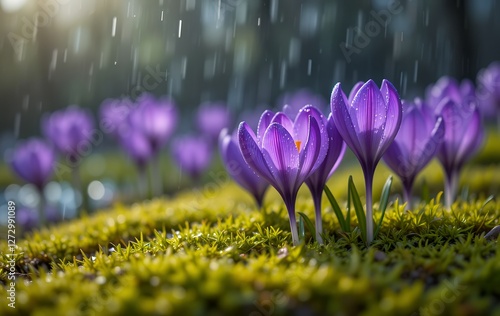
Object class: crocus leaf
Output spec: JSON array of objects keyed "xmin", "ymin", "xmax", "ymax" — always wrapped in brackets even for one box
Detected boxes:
[
  {"xmin": 298, "ymin": 212, "xmax": 317, "ymax": 242},
  {"xmin": 379, "ymin": 175, "xmax": 393, "ymax": 213},
  {"xmin": 324, "ymin": 186, "xmax": 349, "ymax": 232},
  {"xmin": 348, "ymin": 176, "xmax": 366, "ymax": 243},
  {"xmin": 298, "ymin": 215, "xmax": 305, "ymax": 242},
  {"xmin": 375, "ymin": 175, "xmax": 393, "ymax": 239}
]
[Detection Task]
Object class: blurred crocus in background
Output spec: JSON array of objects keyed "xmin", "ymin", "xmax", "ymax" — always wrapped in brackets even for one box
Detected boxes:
[
  {"xmin": 435, "ymin": 98, "xmax": 484, "ymax": 207},
  {"xmin": 128, "ymin": 94, "xmax": 177, "ymax": 195},
  {"xmin": 171, "ymin": 135, "xmax": 212, "ymax": 181},
  {"xmin": 9, "ymin": 138, "xmax": 55, "ymax": 226},
  {"xmin": 477, "ymin": 62, "xmax": 500, "ymax": 126},
  {"xmin": 304, "ymin": 112, "xmax": 345, "ymax": 244},
  {"xmin": 278, "ymin": 89, "xmax": 328, "ymax": 118},
  {"xmin": 219, "ymin": 128, "xmax": 269, "ymax": 208},
  {"xmin": 196, "ymin": 102, "xmax": 231, "ymax": 143},
  {"xmin": 331, "ymin": 80, "xmax": 402, "ymax": 244},
  {"xmin": 42, "ymin": 106, "xmax": 95, "ymax": 215},
  {"xmin": 99, "ymin": 97, "xmax": 134, "ymax": 138},
  {"xmin": 238, "ymin": 108, "xmax": 328, "ymax": 246},
  {"xmin": 43, "ymin": 106, "xmax": 95, "ymax": 163},
  {"xmin": 426, "ymin": 76, "xmax": 476, "ymax": 108},
  {"xmin": 383, "ymin": 99, "xmax": 444, "ymax": 208}
]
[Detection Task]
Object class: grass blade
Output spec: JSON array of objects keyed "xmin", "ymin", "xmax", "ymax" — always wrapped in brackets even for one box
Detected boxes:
[
  {"xmin": 298, "ymin": 215, "xmax": 305, "ymax": 242},
  {"xmin": 298, "ymin": 212, "xmax": 317, "ymax": 241},
  {"xmin": 324, "ymin": 186, "xmax": 349, "ymax": 232},
  {"xmin": 374, "ymin": 175, "xmax": 393, "ymax": 239},
  {"xmin": 348, "ymin": 176, "xmax": 366, "ymax": 243}
]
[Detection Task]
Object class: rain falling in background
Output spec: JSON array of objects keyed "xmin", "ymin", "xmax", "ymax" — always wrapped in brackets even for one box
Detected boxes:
[{"xmin": 0, "ymin": 0, "xmax": 499, "ymax": 222}]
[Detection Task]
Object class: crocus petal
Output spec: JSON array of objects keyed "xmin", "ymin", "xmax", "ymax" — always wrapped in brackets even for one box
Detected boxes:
[
  {"xmin": 219, "ymin": 129, "xmax": 268, "ymax": 204},
  {"xmin": 348, "ymin": 82, "xmax": 364, "ymax": 104},
  {"xmin": 331, "ymin": 83, "xmax": 362, "ymax": 156},
  {"xmin": 261, "ymin": 123, "xmax": 300, "ymax": 195},
  {"xmin": 293, "ymin": 105, "xmax": 326, "ymax": 147},
  {"xmin": 350, "ymin": 80, "xmax": 387, "ymax": 161},
  {"xmin": 238, "ymin": 122, "xmax": 275, "ymax": 185},
  {"xmin": 380, "ymin": 79, "xmax": 403, "ymax": 155},
  {"xmin": 455, "ymin": 107, "xmax": 483, "ymax": 167},
  {"xmin": 271, "ymin": 112, "xmax": 295, "ymax": 136},
  {"xmin": 296, "ymin": 116, "xmax": 323, "ymax": 183},
  {"xmin": 257, "ymin": 110, "xmax": 275, "ymax": 142}
]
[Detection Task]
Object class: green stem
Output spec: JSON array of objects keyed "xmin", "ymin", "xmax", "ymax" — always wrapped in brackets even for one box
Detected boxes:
[
  {"xmin": 138, "ymin": 167, "xmax": 148, "ymax": 199},
  {"xmin": 72, "ymin": 166, "xmax": 82, "ymax": 217},
  {"xmin": 403, "ymin": 182, "xmax": 412, "ymax": 211},
  {"xmin": 285, "ymin": 198, "xmax": 299, "ymax": 246},
  {"xmin": 38, "ymin": 187, "xmax": 46, "ymax": 227},
  {"xmin": 444, "ymin": 170, "xmax": 458, "ymax": 208},
  {"xmin": 365, "ymin": 172, "xmax": 374, "ymax": 245},
  {"xmin": 151, "ymin": 156, "xmax": 163, "ymax": 196},
  {"xmin": 312, "ymin": 193, "xmax": 324, "ymax": 245}
]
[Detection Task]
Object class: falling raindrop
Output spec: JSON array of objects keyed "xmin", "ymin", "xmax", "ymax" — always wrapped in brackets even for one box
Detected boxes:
[{"xmin": 111, "ymin": 17, "xmax": 117, "ymax": 37}]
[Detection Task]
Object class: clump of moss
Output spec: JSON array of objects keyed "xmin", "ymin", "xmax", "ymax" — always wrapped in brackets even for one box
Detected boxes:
[{"xmin": 1, "ymin": 156, "xmax": 500, "ymax": 315}]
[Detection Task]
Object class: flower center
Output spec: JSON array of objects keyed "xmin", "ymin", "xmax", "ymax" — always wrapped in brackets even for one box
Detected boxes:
[{"xmin": 294, "ymin": 140, "xmax": 302, "ymax": 152}]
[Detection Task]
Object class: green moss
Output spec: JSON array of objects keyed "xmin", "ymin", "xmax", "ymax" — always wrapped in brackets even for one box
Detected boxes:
[
  {"xmin": 1, "ymin": 89, "xmax": 499, "ymax": 316},
  {"xmin": 1, "ymin": 155, "xmax": 500, "ymax": 315}
]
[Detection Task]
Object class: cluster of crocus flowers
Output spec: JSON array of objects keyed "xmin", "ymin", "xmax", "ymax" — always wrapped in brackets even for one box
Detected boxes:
[
  {"xmin": 238, "ymin": 107, "xmax": 329, "ymax": 245},
  {"xmin": 99, "ymin": 94, "xmax": 177, "ymax": 196},
  {"xmin": 425, "ymin": 77, "xmax": 484, "ymax": 207},
  {"xmin": 383, "ymin": 99, "xmax": 444, "ymax": 207}
]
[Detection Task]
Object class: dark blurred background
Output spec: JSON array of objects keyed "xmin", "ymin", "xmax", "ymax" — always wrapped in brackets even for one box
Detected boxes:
[{"xmin": 0, "ymin": 0, "xmax": 499, "ymax": 142}]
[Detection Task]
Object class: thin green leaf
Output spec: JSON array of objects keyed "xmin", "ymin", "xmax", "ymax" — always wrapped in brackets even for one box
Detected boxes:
[
  {"xmin": 374, "ymin": 175, "xmax": 393, "ymax": 239},
  {"xmin": 348, "ymin": 176, "xmax": 366, "ymax": 243},
  {"xmin": 324, "ymin": 186, "xmax": 349, "ymax": 232},
  {"xmin": 379, "ymin": 176, "xmax": 393, "ymax": 213},
  {"xmin": 298, "ymin": 212, "xmax": 317, "ymax": 241},
  {"xmin": 421, "ymin": 178, "xmax": 430, "ymax": 202},
  {"xmin": 299, "ymin": 215, "xmax": 305, "ymax": 242}
]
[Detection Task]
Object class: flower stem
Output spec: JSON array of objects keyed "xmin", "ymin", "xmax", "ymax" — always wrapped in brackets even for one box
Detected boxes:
[
  {"xmin": 285, "ymin": 202, "xmax": 299, "ymax": 246},
  {"xmin": 364, "ymin": 172, "xmax": 374, "ymax": 245},
  {"xmin": 138, "ymin": 167, "xmax": 148, "ymax": 199},
  {"xmin": 403, "ymin": 183, "xmax": 413, "ymax": 211},
  {"xmin": 444, "ymin": 170, "xmax": 458, "ymax": 208},
  {"xmin": 72, "ymin": 166, "xmax": 82, "ymax": 217},
  {"xmin": 38, "ymin": 187, "xmax": 46, "ymax": 227},
  {"xmin": 151, "ymin": 156, "xmax": 163, "ymax": 196},
  {"xmin": 312, "ymin": 193, "xmax": 324, "ymax": 245}
]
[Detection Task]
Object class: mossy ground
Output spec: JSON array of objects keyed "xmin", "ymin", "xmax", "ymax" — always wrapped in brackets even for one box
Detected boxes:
[{"xmin": 1, "ymin": 133, "xmax": 500, "ymax": 316}]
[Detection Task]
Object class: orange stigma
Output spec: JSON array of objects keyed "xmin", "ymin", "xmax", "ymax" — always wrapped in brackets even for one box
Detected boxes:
[{"xmin": 294, "ymin": 140, "xmax": 302, "ymax": 152}]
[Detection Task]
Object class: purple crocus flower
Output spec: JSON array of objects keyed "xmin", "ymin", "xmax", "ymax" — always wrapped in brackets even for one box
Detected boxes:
[
  {"xmin": 128, "ymin": 93, "xmax": 177, "ymax": 154},
  {"xmin": 10, "ymin": 138, "xmax": 56, "ymax": 226},
  {"xmin": 171, "ymin": 135, "xmax": 212, "ymax": 179},
  {"xmin": 42, "ymin": 106, "xmax": 95, "ymax": 163},
  {"xmin": 435, "ymin": 98, "xmax": 484, "ymax": 207},
  {"xmin": 477, "ymin": 62, "xmax": 500, "ymax": 122},
  {"xmin": 219, "ymin": 128, "xmax": 269, "ymax": 208},
  {"xmin": 196, "ymin": 102, "xmax": 231, "ymax": 142},
  {"xmin": 238, "ymin": 107, "xmax": 328, "ymax": 246},
  {"xmin": 383, "ymin": 99, "xmax": 444, "ymax": 206},
  {"xmin": 118, "ymin": 130, "xmax": 153, "ymax": 170},
  {"xmin": 425, "ymin": 76, "xmax": 475, "ymax": 109},
  {"xmin": 99, "ymin": 97, "xmax": 134, "ymax": 138},
  {"xmin": 10, "ymin": 138, "xmax": 55, "ymax": 191},
  {"xmin": 304, "ymin": 113, "xmax": 345, "ymax": 244},
  {"xmin": 331, "ymin": 79, "xmax": 402, "ymax": 244},
  {"xmin": 278, "ymin": 89, "xmax": 328, "ymax": 118}
]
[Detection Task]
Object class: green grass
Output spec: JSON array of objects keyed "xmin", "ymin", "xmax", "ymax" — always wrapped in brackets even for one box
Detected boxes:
[{"xmin": 0, "ymin": 132, "xmax": 499, "ymax": 315}]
